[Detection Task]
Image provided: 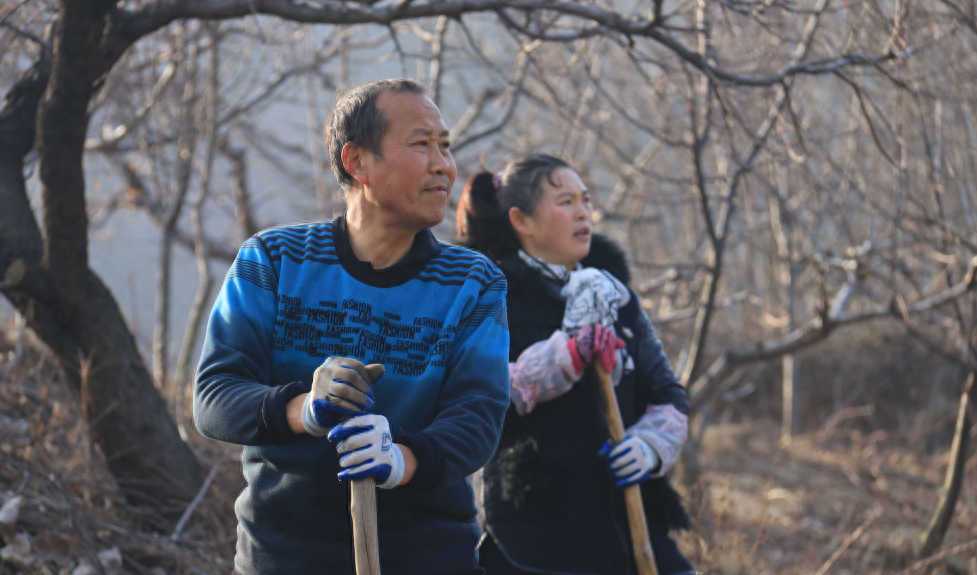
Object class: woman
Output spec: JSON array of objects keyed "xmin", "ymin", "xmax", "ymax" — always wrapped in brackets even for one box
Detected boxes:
[{"xmin": 457, "ymin": 155, "xmax": 694, "ymax": 575}]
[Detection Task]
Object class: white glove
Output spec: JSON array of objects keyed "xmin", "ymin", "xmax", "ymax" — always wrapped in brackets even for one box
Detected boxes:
[
  {"xmin": 598, "ymin": 435, "xmax": 659, "ymax": 488},
  {"xmin": 328, "ymin": 414, "xmax": 405, "ymax": 489}
]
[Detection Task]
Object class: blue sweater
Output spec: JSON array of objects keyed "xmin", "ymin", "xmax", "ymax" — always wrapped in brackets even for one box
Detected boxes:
[{"xmin": 194, "ymin": 216, "xmax": 510, "ymax": 575}]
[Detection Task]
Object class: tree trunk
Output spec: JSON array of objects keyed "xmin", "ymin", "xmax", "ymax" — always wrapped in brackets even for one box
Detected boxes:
[
  {"xmin": 80, "ymin": 272, "xmax": 205, "ymax": 514},
  {"xmin": 0, "ymin": 1, "xmax": 203, "ymax": 521},
  {"xmin": 770, "ymin": 192, "xmax": 800, "ymax": 443},
  {"xmin": 920, "ymin": 372, "xmax": 976, "ymax": 557}
]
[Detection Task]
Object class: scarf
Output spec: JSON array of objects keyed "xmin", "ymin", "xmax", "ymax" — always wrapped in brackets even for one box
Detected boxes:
[{"xmin": 517, "ymin": 250, "xmax": 632, "ymax": 335}]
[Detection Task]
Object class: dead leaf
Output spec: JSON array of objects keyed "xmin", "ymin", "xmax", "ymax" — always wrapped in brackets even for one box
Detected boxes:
[
  {"xmin": 0, "ymin": 495, "xmax": 22, "ymax": 526},
  {"xmin": 33, "ymin": 531, "xmax": 78, "ymax": 558},
  {"xmin": 98, "ymin": 546, "xmax": 123, "ymax": 572},
  {"xmin": 71, "ymin": 559, "xmax": 98, "ymax": 575},
  {"xmin": 0, "ymin": 532, "xmax": 36, "ymax": 568}
]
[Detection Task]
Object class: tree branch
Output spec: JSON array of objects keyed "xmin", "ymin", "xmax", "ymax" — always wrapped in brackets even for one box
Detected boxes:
[
  {"xmin": 114, "ymin": 0, "xmax": 909, "ymax": 89},
  {"xmin": 0, "ymin": 58, "xmax": 49, "ymax": 275},
  {"xmin": 689, "ymin": 257, "xmax": 977, "ymax": 406},
  {"xmin": 428, "ymin": 15, "xmax": 449, "ymax": 107},
  {"xmin": 452, "ymin": 42, "xmax": 535, "ymax": 153}
]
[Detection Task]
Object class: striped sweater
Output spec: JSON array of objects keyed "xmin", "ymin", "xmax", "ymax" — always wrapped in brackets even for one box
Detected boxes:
[{"xmin": 194, "ymin": 215, "xmax": 510, "ymax": 575}]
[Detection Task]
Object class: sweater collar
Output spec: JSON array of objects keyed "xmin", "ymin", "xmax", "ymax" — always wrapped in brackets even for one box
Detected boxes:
[{"xmin": 332, "ymin": 214, "xmax": 441, "ymax": 288}]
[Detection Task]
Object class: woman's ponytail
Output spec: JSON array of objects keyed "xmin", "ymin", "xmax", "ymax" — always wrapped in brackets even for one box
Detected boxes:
[
  {"xmin": 456, "ymin": 171, "xmax": 520, "ymax": 258},
  {"xmin": 457, "ymin": 155, "xmax": 570, "ymax": 258}
]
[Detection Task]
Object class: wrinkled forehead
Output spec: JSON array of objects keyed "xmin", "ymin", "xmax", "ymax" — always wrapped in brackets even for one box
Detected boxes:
[{"xmin": 378, "ymin": 91, "xmax": 449, "ymax": 139}]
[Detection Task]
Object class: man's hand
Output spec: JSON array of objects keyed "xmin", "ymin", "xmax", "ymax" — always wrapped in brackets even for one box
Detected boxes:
[
  {"xmin": 598, "ymin": 435, "xmax": 660, "ymax": 488},
  {"xmin": 567, "ymin": 323, "xmax": 626, "ymax": 374},
  {"xmin": 328, "ymin": 414, "xmax": 405, "ymax": 489},
  {"xmin": 301, "ymin": 357, "xmax": 385, "ymax": 437}
]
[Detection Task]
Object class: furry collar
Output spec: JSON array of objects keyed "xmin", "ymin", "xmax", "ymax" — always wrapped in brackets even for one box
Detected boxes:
[{"xmin": 580, "ymin": 233, "xmax": 631, "ymax": 285}]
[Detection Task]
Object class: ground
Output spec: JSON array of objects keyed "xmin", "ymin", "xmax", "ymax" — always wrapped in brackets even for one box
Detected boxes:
[
  {"xmin": 1, "ymin": 333, "xmax": 975, "ymax": 574},
  {"xmin": 676, "ymin": 418, "xmax": 977, "ymax": 575}
]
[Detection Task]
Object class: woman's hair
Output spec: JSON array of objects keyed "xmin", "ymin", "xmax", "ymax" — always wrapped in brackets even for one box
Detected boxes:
[{"xmin": 457, "ymin": 154, "xmax": 570, "ymax": 256}]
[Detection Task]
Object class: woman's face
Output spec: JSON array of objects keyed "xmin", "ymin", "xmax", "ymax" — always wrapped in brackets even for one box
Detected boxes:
[{"xmin": 510, "ymin": 167, "xmax": 593, "ymax": 268}]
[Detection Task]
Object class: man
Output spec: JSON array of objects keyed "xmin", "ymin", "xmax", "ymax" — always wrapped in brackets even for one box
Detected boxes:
[{"xmin": 194, "ymin": 79, "xmax": 510, "ymax": 575}]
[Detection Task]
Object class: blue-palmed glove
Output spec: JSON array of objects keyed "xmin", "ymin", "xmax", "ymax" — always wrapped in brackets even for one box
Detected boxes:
[
  {"xmin": 328, "ymin": 414, "xmax": 405, "ymax": 489},
  {"xmin": 598, "ymin": 435, "xmax": 660, "ymax": 488},
  {"xmin": 301, "ymin": 357, "xmax": 385, "ymax": 437}
]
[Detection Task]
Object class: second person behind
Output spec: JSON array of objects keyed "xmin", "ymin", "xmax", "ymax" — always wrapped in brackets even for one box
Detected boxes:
[{"xmin": 458, "ymin": 155, "xmax": 695, "ymax": 575}]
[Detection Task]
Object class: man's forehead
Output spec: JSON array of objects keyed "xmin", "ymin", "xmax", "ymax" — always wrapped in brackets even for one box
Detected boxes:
[
  {"xmin": 408, "ymin": 126, "xmax": 450, "ymax": 137},
  {"xmin": 378, "ymin": 91, "xmax": 448, "ymax": 134}
]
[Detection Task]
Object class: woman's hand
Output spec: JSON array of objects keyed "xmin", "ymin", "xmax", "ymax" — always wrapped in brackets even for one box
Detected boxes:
[
  {"xmin": 598, "ymin": 435, "xmax": 660, "ymax": 488},
  {"xmin": 567, "ymin": 323, "xmax": 625, "ymax": 374}
]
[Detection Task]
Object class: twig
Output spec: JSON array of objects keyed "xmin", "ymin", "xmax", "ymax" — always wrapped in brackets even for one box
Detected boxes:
[
  {"xmin": 892, "ymin": 538, "xmax": 977, "ymax": 575},
  {"xmin": 815, "ymin": 405, "xmax": 875, "ymax": 443},
  {"xmin": 171, "ymin": 457, "xmax": 224, "ymax": 541},
  {"xmin": 0, "ymin": 0, "xmax": 32, "ymax": 27},
  {"xmin": 0, "ymin": 21, "xmax": 48, "ymax": 48},
  {"xmin": 834, "ymin": 71, "xmax": 898, "ymax": 167},
  {"xmin": 813, "ymin": 505, "xmax": 882, "ymax": 575},
  {"xmin": 452, "ymin": 42, "xmax": 536, "ymax": 153},
  {"xmin": 394, "ymin": 0, "xmax": 417, "ymax": 13}
]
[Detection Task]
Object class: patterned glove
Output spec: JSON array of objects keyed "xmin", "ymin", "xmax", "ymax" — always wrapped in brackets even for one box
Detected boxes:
[
  {"xmin": 301, "ymin": 357, "xmax": 385, "ymax": 437},
  {"xmin": 567, "ymin": 323, "xmax": 626, "ymax": 374},
  {"xmin": 328, "ymin": 414, "xmax": 405, "ymax": 489},
  {"xmin": 598, "ymin": 435, "xmax": 660, "ymax": 488}
]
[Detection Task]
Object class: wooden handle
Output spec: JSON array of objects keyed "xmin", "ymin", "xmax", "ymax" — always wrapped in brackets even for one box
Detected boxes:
[
  {"xmin": 594, "ymin": 363, "xmax": 659, "ymax": 575},
  {"xmin": 350, "ymin": 477, "xmax": 381, "ymax": 575}
]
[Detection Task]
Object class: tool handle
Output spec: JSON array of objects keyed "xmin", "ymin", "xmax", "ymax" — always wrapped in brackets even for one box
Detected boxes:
[
  {"xmin": 350, "ymin": 477, "xmax": 381, "ymax": 575},
  {"xmin": 594, "ymin": 363, "xmax": 659, "ymax": 575}
]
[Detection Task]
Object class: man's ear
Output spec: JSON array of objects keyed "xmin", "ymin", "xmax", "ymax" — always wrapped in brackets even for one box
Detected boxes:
[
  {"xmin": 509, "ymin": 207, "xmax": 532, "ymax": 237},
  {"xmin": 341, "ymin": 142, "xmax": 369, "ymax": 187}
]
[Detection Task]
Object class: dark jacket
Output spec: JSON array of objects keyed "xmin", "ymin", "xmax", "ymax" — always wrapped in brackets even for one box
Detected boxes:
[{"xmin": 479, "ymin": 235, "xmax": 692, "ymax": 575}]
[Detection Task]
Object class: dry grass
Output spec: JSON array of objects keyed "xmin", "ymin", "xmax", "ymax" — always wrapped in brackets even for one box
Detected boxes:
[{"xmin": 0, "ymin": 325, "xmax": 243, "ymax": 575}]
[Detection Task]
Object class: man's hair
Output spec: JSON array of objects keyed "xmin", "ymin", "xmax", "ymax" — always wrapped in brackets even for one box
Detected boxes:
[{"xmin": 325, "ymin": 78, "xmax": 428, "ymax": 191}]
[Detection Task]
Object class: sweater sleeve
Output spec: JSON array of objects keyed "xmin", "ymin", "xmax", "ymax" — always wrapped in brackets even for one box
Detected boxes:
[
  {"xmin": 508, "ymin": 330, "xmax": 582, "ymax": 416},
  {"xmin": 624, "ymin": 292, "xmax": 689, "ymax": 475},
  {"xmin": 629, "ymin": 294, "xmax": 688, "ymax": 415},
  {"xmin": 398, "ymin": 278, "xmax": 511, "ymax": 490},
  {"xmin": 193, "ymin": 237, "xmax": 309, "ymax": 446}
]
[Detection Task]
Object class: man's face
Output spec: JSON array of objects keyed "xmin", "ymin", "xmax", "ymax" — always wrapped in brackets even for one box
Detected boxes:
[{"xmin": 358, "ymin": 91, "xmax": 456, "ymax": 230}]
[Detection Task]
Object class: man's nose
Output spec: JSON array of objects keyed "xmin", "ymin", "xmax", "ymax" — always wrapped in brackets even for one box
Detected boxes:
[{"xmin": 430, "ymin": 144, "xmax": 450, "ymax": 173}]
